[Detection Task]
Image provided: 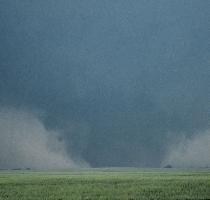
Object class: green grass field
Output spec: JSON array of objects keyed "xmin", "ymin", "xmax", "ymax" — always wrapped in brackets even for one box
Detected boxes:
[{"xmin": 0, "ymin": 168, "xmax": 210, "ymax": 200}]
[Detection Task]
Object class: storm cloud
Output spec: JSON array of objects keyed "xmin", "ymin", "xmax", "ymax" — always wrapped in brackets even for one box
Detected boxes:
[{"xmin": 0, "ymin": 0, "xmax": 209, "ymax": 168}]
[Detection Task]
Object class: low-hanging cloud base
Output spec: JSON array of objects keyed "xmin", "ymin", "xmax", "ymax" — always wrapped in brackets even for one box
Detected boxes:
[{"xmin": 0, "ymin": 0, "xmax": 209, "ymax": 168}]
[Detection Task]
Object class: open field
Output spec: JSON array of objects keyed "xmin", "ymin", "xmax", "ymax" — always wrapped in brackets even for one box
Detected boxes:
[{"xmin": 0, "ymin": 168, "xmax": 210, "ymax": 200}]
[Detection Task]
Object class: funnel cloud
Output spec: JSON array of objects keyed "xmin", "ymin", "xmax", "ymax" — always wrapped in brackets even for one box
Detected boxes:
[
  {"xmin": 0, "ymin": 108, "xmax": 85, "ymax": 169},
  {"xmin": 163, "ymin": 130, "xmax": 210, "ymax": 168}
]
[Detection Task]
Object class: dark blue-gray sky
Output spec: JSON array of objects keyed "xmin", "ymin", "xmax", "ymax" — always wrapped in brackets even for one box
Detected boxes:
[{"xmin": 0, "ymin": 0, "xmax": 210, "ymax": 167}]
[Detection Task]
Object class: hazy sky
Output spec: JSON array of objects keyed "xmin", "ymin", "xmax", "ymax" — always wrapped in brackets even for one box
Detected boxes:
[{"xmin": 0, "ymin": 0, "xmax": 209, "ymax": 168}]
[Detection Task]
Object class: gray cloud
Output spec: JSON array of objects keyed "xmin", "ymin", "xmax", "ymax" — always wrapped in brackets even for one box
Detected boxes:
[{"xmin": 0, "ymin": 0, "xmax": 209, "ymax": 167}]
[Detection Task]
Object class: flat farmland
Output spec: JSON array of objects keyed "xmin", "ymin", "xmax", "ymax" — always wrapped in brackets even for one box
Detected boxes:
[{"xmin": 0, "ymin": 168, "xmax": 210, "ymax": 200}]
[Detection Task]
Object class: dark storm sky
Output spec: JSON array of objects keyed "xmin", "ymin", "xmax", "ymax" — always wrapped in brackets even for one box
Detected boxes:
[{"xmin": 0, "ymin": 0, "xmax": 209, "ymax": 167}]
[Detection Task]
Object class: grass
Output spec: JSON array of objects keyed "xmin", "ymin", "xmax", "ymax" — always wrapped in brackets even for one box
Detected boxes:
[{"xmin": 0, "ymin": 168, "xmax": 210, "ymax": 200}]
